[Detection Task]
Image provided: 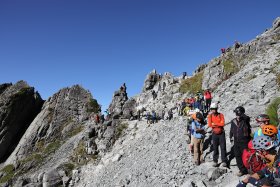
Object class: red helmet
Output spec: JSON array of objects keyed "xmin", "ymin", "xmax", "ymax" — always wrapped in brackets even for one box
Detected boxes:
[{"xmin": 256, "ymin": 114, "xmax": 270, "ymax": 123}]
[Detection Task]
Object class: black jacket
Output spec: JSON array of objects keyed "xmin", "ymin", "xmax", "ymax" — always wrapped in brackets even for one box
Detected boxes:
[{"xmin": 230, "ymin": 114, "xmax": 251, "ymax": 142}]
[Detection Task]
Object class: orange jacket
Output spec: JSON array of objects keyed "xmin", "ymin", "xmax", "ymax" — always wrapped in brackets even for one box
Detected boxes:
[{"xmin": 207, "ymin": 113, "xmax": 225, "ymax": 128}]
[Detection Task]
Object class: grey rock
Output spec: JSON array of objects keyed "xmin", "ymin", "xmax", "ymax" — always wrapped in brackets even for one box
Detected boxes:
[
  {"xmin": 43, "ymin": 169, "xmax": 62, "ymax": 187},
  {"xmin": 207, "ymin": 168, "xmax": 227, "ymax": 181}
]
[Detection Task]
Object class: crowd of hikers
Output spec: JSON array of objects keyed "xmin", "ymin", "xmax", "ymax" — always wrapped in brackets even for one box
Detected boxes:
[
  {"xmin": 187, "ymin": 98, "xmax": 280, "ymax": 187},
  {"xmin": 95, "ymin": 77, "xmax": 280, "ymax": 187}
]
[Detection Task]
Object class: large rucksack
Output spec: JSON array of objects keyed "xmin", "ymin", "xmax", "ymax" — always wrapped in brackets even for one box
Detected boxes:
[{"xmin": 242, "ymin": 149, "xmax": 267, "ymax": 174}]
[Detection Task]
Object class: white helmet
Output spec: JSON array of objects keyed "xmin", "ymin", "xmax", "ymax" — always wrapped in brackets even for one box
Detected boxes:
[
  {"xmin": 195, "ymin": 108, "xmax": 200, "ymax": 113},
  {"xmin": 210, "ymin": 103, "xmax": 218, "ymax": 109}
]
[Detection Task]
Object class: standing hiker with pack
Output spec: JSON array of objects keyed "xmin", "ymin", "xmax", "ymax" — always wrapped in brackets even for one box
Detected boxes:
[
  {"xmin": 204, "ymin": 89, "xmax": 212, "ymax": 112},
  {"xmin": 208, "ymin": 103, "xmax": 227, "ymax": 167},
  {"xmin": 230, "ymin": 106, "xmax": 251, "ymax": 176},
  {"xmin": 192, "ymin": 112, "xmax": 206, "ymax": 165}
]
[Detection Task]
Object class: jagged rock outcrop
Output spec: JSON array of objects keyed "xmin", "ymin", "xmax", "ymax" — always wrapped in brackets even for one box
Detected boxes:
[
  {"xmin": 0, "ymin": 81, "xmax": 43, "ymax": 162},
  {"xmin": 108, "ymin": 84, "xmax": 137, "ymax": 119},
  {"xmin": 142, "ymin": 69, "xmax": 161, "ymax": 91}
]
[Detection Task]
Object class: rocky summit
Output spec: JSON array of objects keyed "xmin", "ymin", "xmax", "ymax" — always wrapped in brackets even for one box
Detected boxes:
[{"xmin": 0, "ymin": 18, "xmax": 280, "ymax": 187}]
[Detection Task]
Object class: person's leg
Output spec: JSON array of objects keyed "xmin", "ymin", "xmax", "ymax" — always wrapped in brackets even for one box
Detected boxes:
[
  {"xmin": 193, "ymin": 138, "xmax": 199, "ymax": 164},
  {"xmin": 219, "ymin": 132, "xmax": 227, "ymax": 163},
  {"xmin": 199, "ymin": 138, "xmax": 204, "ymax": 162},
  {"xmin": 212, "ymin": 133, "xmax": 219, "ymax": 163}
]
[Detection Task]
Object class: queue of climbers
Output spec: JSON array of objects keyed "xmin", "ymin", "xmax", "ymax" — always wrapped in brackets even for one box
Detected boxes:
[{"xmin": 187, "ymin": 100, "xmax": 280, "ymax": 187}]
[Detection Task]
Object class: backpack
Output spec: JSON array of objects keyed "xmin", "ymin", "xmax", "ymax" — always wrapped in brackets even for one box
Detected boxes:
[{"xmin": 242, "ymin": 149, "xmax": 267, "ymax": 174}]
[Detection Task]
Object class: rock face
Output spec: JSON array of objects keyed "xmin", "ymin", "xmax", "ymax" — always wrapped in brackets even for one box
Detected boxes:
[
  {"xmin": 0, "ymin": 81, "xmax": 43, "ymax": 162},
  {"xmin": 6, "ymin": 85, "xmax": 96, "ymax": 164}
]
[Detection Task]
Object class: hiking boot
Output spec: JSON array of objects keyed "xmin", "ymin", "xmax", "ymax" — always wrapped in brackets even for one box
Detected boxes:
[
  {"xmin": 212, "ymin": 162, "xmax": 218, "ymax": 167},
  {"xmin": 221, "ymin": 162, "xmax": 227, "ymax": 167}
]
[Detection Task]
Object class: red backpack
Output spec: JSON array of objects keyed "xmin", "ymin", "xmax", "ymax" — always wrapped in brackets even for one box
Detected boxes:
[{"xmin": 242, "ymin": 149, "xmax": 267, "ymax": 174}]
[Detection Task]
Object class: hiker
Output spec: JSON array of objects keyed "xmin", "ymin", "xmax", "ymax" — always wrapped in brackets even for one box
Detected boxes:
[
  {"xmin": 161, "ymin": 109, "xmax": 165, "ymax": 120},
  {"xmin": 146, "ymin": 112, "xmax": 151, "ymax": 124},
  {"xmin": 151, "ymin": 110, "xmax": 157, "ymax": 123},
  {"xmin": 137, "ymin": 110, "xmax": 141, "ymax": 121},
  {"xmin": 207, "ymin": 103, "xmax": 227, "ymax": 167},
  {"xmin": 168, "ymin": 109, "xmax": 173, "ymax": 121},
  {"xmin": 221, "ymin": 48, "xmax": 226, "ymax": 54},
  {"xmin": 192, "ymin": 112, "xmax": 206, "ymax": 165},
  {"xmin": 253, "ymin": 114, "xmax": 271, "ymax": 138},
  {"xmin": 122, "ymin": 83, "xmax": 127, "ymax": 92},
  {"xmin": 100, "ymin": 114, "xmax": 105, "ymax": 124},
  {"xmin": 162, "ymin": 82, "xmax": 166, "ymax": 91},
  {"xmin": 95, "ymin": 114, "xmax": 100, "ymax": 124},
  {"xmin": 204, "ymin": 89, "xmax": 212, "ymax": 112},
  {"xmin": 182, "ymin": 72, "xmax": 187, "ymax": 79},
  {"xmin": 234, "ymin": 40, "xmax": 241, "ymax": 50},
  {"xmin": 152, "ymin": 90, "xmax": 157, "ymax": 100},
  {"xmin": 230, "ymin": 106, "xmax": 251, "ymax": 176}
]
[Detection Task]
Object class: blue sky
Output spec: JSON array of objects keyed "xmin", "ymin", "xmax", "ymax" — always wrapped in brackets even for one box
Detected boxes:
[{"xmin": 0, "ymin": 0, "xmax": 279, "ymax": 111}]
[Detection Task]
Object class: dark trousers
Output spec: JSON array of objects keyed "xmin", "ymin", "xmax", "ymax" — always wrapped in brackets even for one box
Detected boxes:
[
  {"xmin": 212, "ymin": 132, "xmax": 227, "ymax": 163},
  {"xmin": 206, "ymin": 99, "xmax": 211, "ymax": 111},
  {"xmin": 234, "ymin": 141, "xmax": 249, "ymax": 173}
]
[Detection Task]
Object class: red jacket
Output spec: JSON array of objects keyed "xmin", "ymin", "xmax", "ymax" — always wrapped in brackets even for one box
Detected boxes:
[{"xmin": 204, "ymin": 91, "xmax": 212, "ymax": 100}]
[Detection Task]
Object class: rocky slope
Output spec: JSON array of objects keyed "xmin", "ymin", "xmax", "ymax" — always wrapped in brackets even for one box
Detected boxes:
[{"xmin": 0, "ymin": 81, "xmax": 43, "ymax": 163}]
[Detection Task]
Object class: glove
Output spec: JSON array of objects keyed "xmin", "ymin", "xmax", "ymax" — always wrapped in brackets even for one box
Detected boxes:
[{"xmin": 236, "ymin": 181, "xmax": 247, "ymax": 187}]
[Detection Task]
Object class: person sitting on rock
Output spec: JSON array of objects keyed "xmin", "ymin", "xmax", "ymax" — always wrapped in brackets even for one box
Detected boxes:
[
  {"xmin": 192, "ymin": 112, "xmax": 206, "ymax": 165},
  {"xmin": 236, "ymin": 152, "xmax": 279, "ymax": 187},
  {"xmin": 207, "ymin": 103, "xmax": 227, "ymax": 167},
  {"xmin": 230, "ymin": 106, "xmax": 251, "ymax": 176}
]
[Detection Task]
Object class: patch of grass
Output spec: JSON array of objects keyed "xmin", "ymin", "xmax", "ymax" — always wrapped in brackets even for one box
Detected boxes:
[
  {"xmin": 87, "ymin": 98, "xmax": 100, "ymax": 113},
  {"xmin": 115, "ymin": 123, "xmax": 128, "ymax": 139},
  {"xmin": 65, "ymin": 125, "xmax": 84, "ymax": 139},
  {"xmin": 0, "ymin": 164, "xmax": 15, "ymax": 183},
  {"xmin": 21, "ymin": 153, "xmax": 43, "ymax": 164},
  {"xmin": 223, "ymin": 60, "xmax": 236, "ymax": 75},
  {"xmin": 277, "ymin": 73, "xmax": 280, "ymax": 88},
  {"xmin": 266, "ymin": 97, "xmax": 280, "ymax": 126},
  {"xmin": 179, "ymin": 72, "xmax": 203, "ymax": 94},
  {"xmin": 43, "ymin": 141, "xmax": 61, "ymax": 155},
  {"xmin": 60, "ymin": 163, "xmax": 75, "ymax": 176}
]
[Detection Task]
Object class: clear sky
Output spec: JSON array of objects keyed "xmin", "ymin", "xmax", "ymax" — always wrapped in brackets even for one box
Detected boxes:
[{"xmin": 0, "ymin": 0, "xmax": 279, "ymax": 111}]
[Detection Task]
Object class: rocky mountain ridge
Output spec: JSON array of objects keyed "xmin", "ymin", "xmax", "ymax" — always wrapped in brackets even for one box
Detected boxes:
[{"xmin": 0, "ymin": 17, "xmax": 279, "ymax": 187}]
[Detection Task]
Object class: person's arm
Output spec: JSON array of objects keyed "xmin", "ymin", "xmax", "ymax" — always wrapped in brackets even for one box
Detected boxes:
[
  {"xmin": 207, "ymin": 114, "xmax": 212, "ymax": 127},
  {"xmin": 192, "ymin": 121, "xmax": 197, "ymax": 132},
  {"xmin": 230, "ymin": 121, "xmax": 234, "ymax": 141}
]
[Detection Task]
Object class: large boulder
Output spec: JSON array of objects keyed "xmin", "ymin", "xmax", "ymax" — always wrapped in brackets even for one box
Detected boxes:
[{"xmin": 0, "ymin": 81, "xmax": 43, "ymax": 162}]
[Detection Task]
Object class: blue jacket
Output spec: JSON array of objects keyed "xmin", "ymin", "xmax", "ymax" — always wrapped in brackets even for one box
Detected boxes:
[{"xmin": 192, "ymin": 120, "xmax": 206, "ymax": 139}]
